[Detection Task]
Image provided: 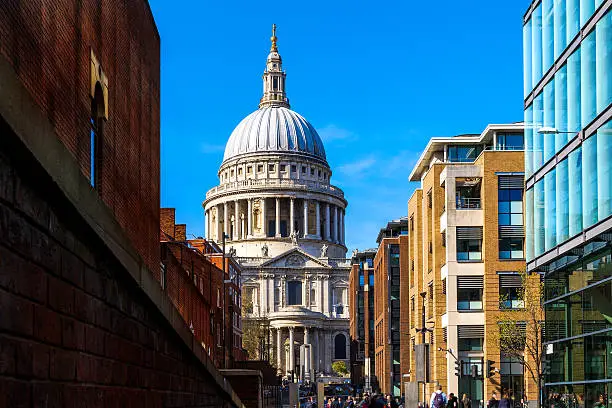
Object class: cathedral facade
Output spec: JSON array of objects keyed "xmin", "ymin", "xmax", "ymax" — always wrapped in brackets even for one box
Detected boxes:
[{"xmin": 203, "ymin": 26, "xmax": 350, "ymax": 380}]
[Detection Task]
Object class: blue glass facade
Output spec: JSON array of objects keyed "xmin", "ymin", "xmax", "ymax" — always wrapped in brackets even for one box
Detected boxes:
[{"xmin": 524, "ymin": 0, "xmax": 612, "ymax": 403}]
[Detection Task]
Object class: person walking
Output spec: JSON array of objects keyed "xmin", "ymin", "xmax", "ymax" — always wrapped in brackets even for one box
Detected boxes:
[
  {"xmin": 499, "ymin": 393, "xmax": 511, "ymax": 408},
  {"xmin": 488, "ymin": 392, "xmax": 499, "ymax": 408},
  {"xmin": 460, "ymin": 394, "xmax": 472, "ymax": 408},
  {"xmin": 430, "ymin": 386, "xmax": 448, "ymax": 408},
  {"xmin": 447, "ymin": 393, "xmax": 459, "ymax": 408}
]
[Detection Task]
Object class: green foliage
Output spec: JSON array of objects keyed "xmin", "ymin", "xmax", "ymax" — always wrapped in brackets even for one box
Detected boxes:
[{"xmin": 332, "ymin": 360, "xmax": 348, "ymax": 376}]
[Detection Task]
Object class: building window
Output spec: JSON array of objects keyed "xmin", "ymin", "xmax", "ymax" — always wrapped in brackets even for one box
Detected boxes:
[
  {"xmin": 287, "ymin": 281, "xmax": 302, "ymax": 305},
  {"xmin": 280, "ymin": 164, "xmax": 286, "ymax": 172},
  {"xmin": 441, "ymin": 231, "xmax": 446, "ymax": 247},
  {"xmin": 368, "ymin": 273, "xmax": 374, "ymax": 286},
  {"xmin": 427, "ymin": 190, "xmax": 432, "ymax": 208},
  {"xmin": 442, "ymin": 278, "xmax": 447, "ymax": 295},
  {"xmin": 428, "ymin": 241, "xmax": 433, "ymax": 254},
  {"xmin": 457, "ymin": 276, "xmax": 483, "ymax": 310},
  {"xmin": 457, "ymin": 239, "xmax": 482, "ymax": 261},
  {"xmin": 334, "ymin": 333, "xmax": 347, "ymax": 359},
  {"xmin": 310, "ymin": 288, "xmax": 316, "ymax": 305},
  {"xmin": 499, "ymin": 274, "xmax": 524, "ymax": 309},
  {"xmin": 291, "ymin": 165, "xmax": 296, "ymax": 173},
  {"xmin": 495, "ymin": 133, "xmax": 524, "ymax": 151},
  {"xmin": 458, "ymin": 337, "xmax": 483, "ymax": 351},
  {"xmin": 499, "ymin": 238, "xmax": 525, "ymax": 259},
  {"xmin": 498, "ymin": 188, "xmax": 523, "ymax": 226},
  {"xmin": 238, "ymin": 168, "xmax": 242, "ymax": 175},
  {"xmin": 456, "ymin": 178, "xmax": 481, "ymax": 209},
  {"xmin": 257, "ymin": 164, "xmax": 263, "ymax": 173},
  {"xmin": 302, "ymin": 166, "xmax": 307, "ymax": 174},
  {"xmin": 447, "ymin": 145, "xmax": 483, "ymax": 162},
  {"xmin": 230, "ymin": 169, "xmax": 235, "ymax": 177},
  {"xmin": 268, "ymin": 164, "xmax": 275, "ymax": 172},
  {"xmin": 359, "ymin": 270, "xmax": 364, "ymax": 286},
  {"xmin": 247, "ymin": 166, "xmax": 252, "ymax": 174},
  {"xmin": 310, "ymin": 168, "xmax": 315, "ymax": 176},
  {"xmin": 90, "ymin": 83, "xmax": 105, "ymax": 190}
]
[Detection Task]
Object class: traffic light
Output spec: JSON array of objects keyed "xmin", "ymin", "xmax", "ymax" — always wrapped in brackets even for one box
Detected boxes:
[
  {"xmin": 542, "ymin": 359, "xmax": 551, "ymax": 375},
  {"xmin": 486, "ymin": 360, "xmax": 496, "ymax": 378},
  {"xmin": 455, "ymin": 360, "xmax": 463, "ymax": 377}
]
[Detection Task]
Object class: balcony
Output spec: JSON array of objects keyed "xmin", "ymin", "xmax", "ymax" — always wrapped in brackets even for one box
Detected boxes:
[
  {"xmin": 456, "ymin": 197, "xmax": 481, "ymax": 209},
  {"xmin": 205, "ymin": 178, "xmax": 345, "ymax": 201}
]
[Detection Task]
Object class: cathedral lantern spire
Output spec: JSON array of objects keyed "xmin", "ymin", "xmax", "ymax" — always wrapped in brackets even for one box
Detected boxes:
[{"xmin": 259, "ymin": 24, "xmax": 290, "ymax": 109}]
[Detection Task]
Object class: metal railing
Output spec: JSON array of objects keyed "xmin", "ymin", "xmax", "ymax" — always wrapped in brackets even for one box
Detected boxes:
[
  {"xmin": 205, "ymin": 178, "xmax": 345, "ymax": 199},
  {"xmin": 456, "ymin": 197, "xmax": 481, "ymax": 209}
]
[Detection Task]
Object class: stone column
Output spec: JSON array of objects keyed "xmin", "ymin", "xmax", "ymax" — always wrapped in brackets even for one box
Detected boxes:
[
  {"xmin": 241, "ymin": 214, "xmax": 245, "ymax": 239},
  {"xmin": 303, "ymin": 199, "xmax": 309, "ymax": 237},
  {"xmin": 277, "ymin": 327, "xmax": 282, "ymax": 374},
  {"xmin": 339, "ymin": 209, "xmax": 343, "ymax": 244},
  {"xmin": 326, "ymin": 331, "xmax": 332, "ymax": 374},
  {"xmin": 234, "ymin": 200, "xmax": 240, "ymax": 240},
  {"xmin": 205, "ymin": 210, "xmax": 209, "ymax": 240},
  {"xmin": 290, "ymin": 197, "xmax": 295, "ymax": 235},
  {"xmin": 323, "ymin": 277, "xmax": 329, "ymax": 315},
  {"xmin": 247, "ymin": 199, "xmax": 253, "ymax": 237},
  {"xmin": 289, "ymin": 327, "xmax": 295, "ymax": 377},
  {"xmin": 325, "ymin": 203, "xmax": 331, "ymax": 241},
  {"xmin": 304, "ymin": 327, "xmax": 310, "ymax": 380},
  {"xmin": 223, "ymin": 202, "xmax": 229, "ymax": 238},
  {"xmin": 310, "ymin": 328, "xmax": 316, "ymax": 379},
  {"xmin": 333, "ymin": 205, "xmax": 338, "ymax": 243},
  {"xmin": 318, "ymin": 330, "xmax": 324, "ymax": 373},
  {"xmin": 216, "ymin": 205, "xmax": 222, "ymax": 242},
  {"xmin": 261, "ymin": 198, "xmax": 267, "ymax": 237},
  {"xmin": 315, "ymin": 201, "xmax": 321, "ymax": 238},
  {"xmin": 275, "ymin": 198, "xmax": 281, "ymax": 237}
]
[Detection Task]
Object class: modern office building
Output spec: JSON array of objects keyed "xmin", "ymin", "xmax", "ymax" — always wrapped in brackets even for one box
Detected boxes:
[
  {"xmin": 405, "ymin": 124, "xmax": 539, "ymax": 406},
  {"xmin": 350, "ymin": 249, "xmax": 378, "ymax": 393},
  {"xmin": 523, "ymin": 0, "xmax": 612, "ymax": 403},
  {"xmin": 374, "ymin": 217, "xmax": 409, "ymax": 396}
]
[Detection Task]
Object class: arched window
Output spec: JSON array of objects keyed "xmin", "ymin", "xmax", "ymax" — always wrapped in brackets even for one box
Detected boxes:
[
  {"xmin": 334, "ymin": 333, "xmax": 346, "ymax": 359},
  {"xmin": 90, "ymin": 82, "xmax": 105, "ymax": 189}
]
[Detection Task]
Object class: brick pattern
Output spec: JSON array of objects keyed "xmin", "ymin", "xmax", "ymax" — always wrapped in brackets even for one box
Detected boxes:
[
  {"xmin": 0, "ymin": 0, "xmax": 161, "ymax": 275},
  {"xmin": 0, "ymin": 143, "xmax": 230, "ymax": 407}
]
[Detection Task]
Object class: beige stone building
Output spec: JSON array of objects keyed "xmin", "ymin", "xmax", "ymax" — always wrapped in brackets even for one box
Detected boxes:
[
  {"xmin": 405, "ymin": 124, "xmax": 538, "ymax": 406},
  {"xmin": 203, "ymin": 26, "xmax": 350, "ymax": 381}
]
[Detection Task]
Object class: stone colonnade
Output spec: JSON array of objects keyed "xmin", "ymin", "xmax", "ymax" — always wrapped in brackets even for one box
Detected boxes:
[
  {"xmin": 205, "ymin": 197, "xmax": 345, "ymax": 245},
  {"xmin": 271, "ymin": 326, "xmax": 332, "ymax": 377}
]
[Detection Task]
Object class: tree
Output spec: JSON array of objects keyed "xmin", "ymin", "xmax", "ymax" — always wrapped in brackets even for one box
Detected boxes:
[
  {"xmin": 498, "ymin": 270, "xmax": 545, "ymax": 408},
  {"xmin": 241, "ymin": 300, "xmax": 272, "ymax": 363},
  {"xmin": 332, "ymin": 360, "xmax": 349, "ymax": 377}
]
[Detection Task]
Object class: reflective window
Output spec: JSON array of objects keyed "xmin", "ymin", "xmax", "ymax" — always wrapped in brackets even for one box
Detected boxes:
[
  {"xmin": 458, "ymin": 338, "xmax": 483, "ymax": 352},
  {"xmin": 498, "ymin": 189, "xmax": 524, "ymax": 226},
  {"xmin": 287, "ymin": 281, "xmax": 302, "ymax": 305},
  {"xmin": 447, "ymin": 145, "xmax": 483, "ymax": 162},
  {"xmin": 496, "ymin": 133, "xmax": 524, "ymax": 150},
  {"xmin": 457, "ymin": 288, "xmax": 483, "ymax": 311},
  {"xmin": 499, "ymin": 238, "xmax": 525, "ymax": 260},
  {"xmin": 457, "ymin": 239, "xmax": 482, "ymax": 261},
  {"xmin": 545, "ymin": 169, "xmax": 557, "ymax": 250}
]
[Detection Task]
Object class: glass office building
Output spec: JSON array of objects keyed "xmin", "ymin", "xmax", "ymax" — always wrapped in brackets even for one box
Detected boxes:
[{"xmin": 523, "ymin": 0, "xmax": 611, "ymax": 405}]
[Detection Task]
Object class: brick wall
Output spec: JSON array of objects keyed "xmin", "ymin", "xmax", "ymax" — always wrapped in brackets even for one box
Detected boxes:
[
  {"xmin": 0, "ymin": 0, "xmax": 161, "ymax": 274},
  {"xmin": 0, "ymin": 125, "xmax": 238, "ymax": 407}
]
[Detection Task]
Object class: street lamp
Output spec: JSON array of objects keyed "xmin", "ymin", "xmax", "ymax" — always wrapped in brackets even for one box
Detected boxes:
[{"xmin": 537, "ymin": 127, "xmax": 576, "ymax": 134}]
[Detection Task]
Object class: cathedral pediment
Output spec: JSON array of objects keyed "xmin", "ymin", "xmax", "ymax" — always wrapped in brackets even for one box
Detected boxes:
[{"xmin": 259, "ymin": 247, "xmax": 332, "ymax": 269}]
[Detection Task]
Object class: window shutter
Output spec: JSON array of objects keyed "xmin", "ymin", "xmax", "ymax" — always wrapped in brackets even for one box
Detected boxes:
[
  {"xmin": 458, "ymin": 325, "xmax": 485, "ymax": 339},
  {"xmin": 499, "ymin": 273, "xmax": 523, "ymax": 288},
  {"xmin": 456, "ymin": 227, "xmax": 483, "ymax": 240},
  {"xmin": 457, "ymin": 276, "xmax": 484, "ymax": 289},
  {"xmin": 499, "ymin": 225, "xmax": 525, "ymax": 238},
  {"xmin": 498, "ymin": 176, "xmax": 524, "ymax": 189}
]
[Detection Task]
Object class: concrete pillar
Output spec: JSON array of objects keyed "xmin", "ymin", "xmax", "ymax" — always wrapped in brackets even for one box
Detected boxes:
[
  {"xmin": 333, "ymin": 205, "xmax": 338, "ymax": 243},
  {"xmin": 234, "ymin": 200, "xmax": 240, "ymax": 240},
  {"xmin": 216, "ymin": 205, "xmax": 222, "ymax": 242},
  {"xmin": 325, "ymin": 203, "xmax": 331, "ymax": 240},
  {"xmin": 290, "ymin": 197, "xmax": 295, "ymax": 235},
  {"xmin": 223, "ymin": 202, "xmax": 229, "ymax": 237},
  {"xmin": 261, "ymin": 198, "xmax": 267, "ymax": 237},
  {"xmin": 315, "ymin": 201, "xmax": 321, "ymax": 238},
  {"xmin": 289, "ymin": 327, "xmax": 295, "ymax": 377},
  {"xmin": 247, "ymin": 199, "xmax": 253, "ymax": 237},
  {"xmin": 277, "ymin": 328, "xmax": 282, "ymax": 374},
  {"xmin": 275, "ymin": 198, "xmax": 281, "ymax": 237},
  {"xmin": 241, "ymin": 214, "xmax": 245, "ymax": 239},
  {"xmin": 303, "ymin": 199, "xmax": 309, "ymax": 237}
]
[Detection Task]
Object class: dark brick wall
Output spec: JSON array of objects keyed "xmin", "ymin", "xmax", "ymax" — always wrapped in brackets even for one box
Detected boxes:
[
  {"xmin": 0, "ymin": 127, "xmax": 233, "ymax": 407},
  {"xmin": 0, "ymin": 0, "xmax": 161, "ymax": 275}
]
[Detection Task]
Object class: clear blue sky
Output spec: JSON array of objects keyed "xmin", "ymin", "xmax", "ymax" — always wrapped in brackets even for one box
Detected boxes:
[{"xmin": 149, "ymin": 0, "xmax": 529, "ymax": 252}]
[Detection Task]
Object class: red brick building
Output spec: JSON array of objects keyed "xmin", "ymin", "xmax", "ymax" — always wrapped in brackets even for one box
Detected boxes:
[
  {"xmin": 160, "ymin": 208, "xmax": 246, "ymax": 368},
  {"xmin": 0, "ymin": 0, "xmax": 244, "ymax": 406}
]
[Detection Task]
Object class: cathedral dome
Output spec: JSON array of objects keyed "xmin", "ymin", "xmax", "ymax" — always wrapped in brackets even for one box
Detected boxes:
[{"xmin": 222, "ymin": 107, "xmax": 327, "ymax": 163}]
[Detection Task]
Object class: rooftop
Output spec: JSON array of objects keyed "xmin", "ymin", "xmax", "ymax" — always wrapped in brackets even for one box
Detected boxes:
[{"xmin": 408, "ymin": 123, "xmax": 525, "ymax": 182}]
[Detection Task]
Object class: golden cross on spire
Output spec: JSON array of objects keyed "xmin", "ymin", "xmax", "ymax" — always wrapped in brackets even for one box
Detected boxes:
[{"xmin": 270, "ymin": 23, "xmax": 278, "ymax": 52}]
